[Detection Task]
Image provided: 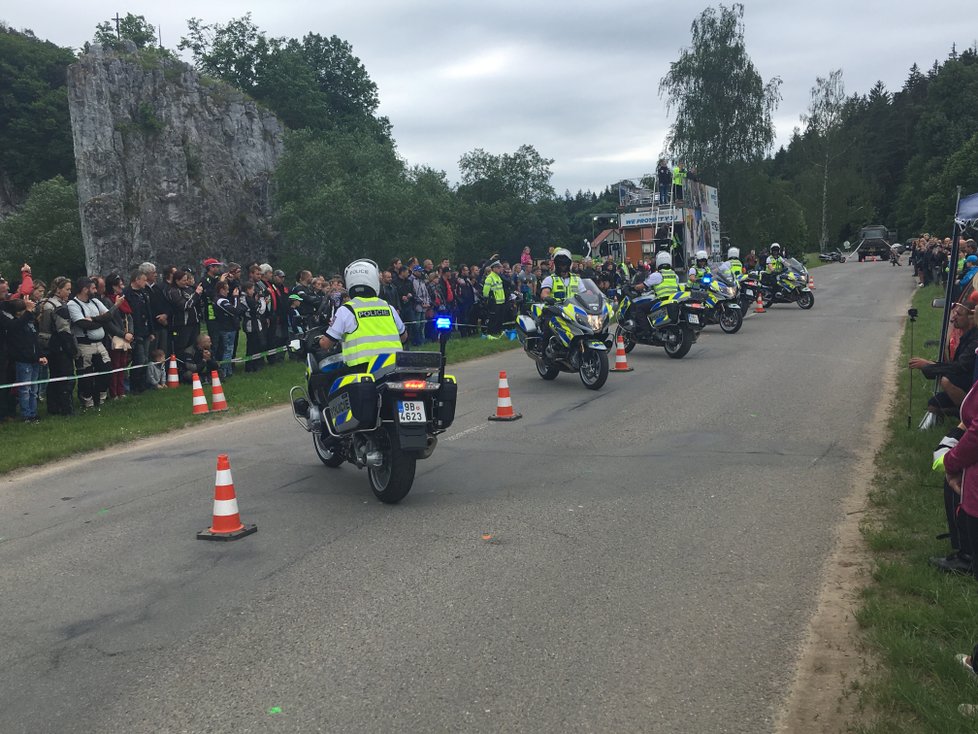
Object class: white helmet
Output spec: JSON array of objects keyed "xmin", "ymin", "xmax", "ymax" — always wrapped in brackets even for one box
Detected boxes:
[
  {"xmin": 344, "ymin": 258, "xmax": 380, "ymax": 298},
  {"xmin": 727, "ymin": 247, "xmax": 740, "ymax": 260},
  {"xmin": 552, "ymin": 248, "xmax": 572, "ymax": 263},
  {"xmin": 770, "ymin": 242, "xmax": 781, "ymax": 253},
  {"xmin": 655, "ymin": 251, "xmax": 672, "ymax": 269},
  {"xmin": 695, "ymin": 250, "xmax": 708, "ymax": 261}
]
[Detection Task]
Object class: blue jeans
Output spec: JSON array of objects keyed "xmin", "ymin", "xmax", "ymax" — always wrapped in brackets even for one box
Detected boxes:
[
  {"xmin": 15, "ymin": 362, "xmax": 40, "ymax": 419},
  {"xmin": 216, "ymin": 331, "xmax": 237, "ymax": 378}
]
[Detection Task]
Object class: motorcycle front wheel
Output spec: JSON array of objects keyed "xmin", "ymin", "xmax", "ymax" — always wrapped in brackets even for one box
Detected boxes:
[
  {"xmin": 536, "ymin": 358, "xmax": 560, "ymax": 380},
  {"xmin": 579, "ymin": 349, "xmax": 609, "ymax": 390},
  {"xmin": 719, "ymin": 306, "xmax": 743, "ymax": 334},
  {"xmin": 797, "ymin": 291, "xmax": 815, "ymax": 310},
  {"xmin": 313, "ymin": 432, "xmax": 344, "ymax": 467},
  {"xmin": 614, "ymin": 326, "xmax": 636, "ymax": 353},
  {"xmin": 368, "ymin": 425, "xmax": 417, "ymax": 504},
  {"xmin": 664, "ymin": 325, "xmax": 694, "ymax": 359}
]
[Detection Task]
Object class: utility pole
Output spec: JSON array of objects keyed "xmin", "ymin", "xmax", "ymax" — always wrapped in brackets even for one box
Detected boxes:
[{"xmin": 113, "ymin": 13, "xmax": 121, "ymax": 38}]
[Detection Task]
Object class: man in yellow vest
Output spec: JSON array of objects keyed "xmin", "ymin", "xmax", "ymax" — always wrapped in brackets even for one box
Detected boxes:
[
  {"xmin": 482, "ymin": 260, "xmax": 506, "ymax": 338},
  {"xmin": 672, "ymin": 161, "xmax": 687, "ymax": 204},
  {"xmin": 539, "ymin": 248, "xmax": 585, "ymax": 301},
  {"xmin": 318, "ymin": 259, "xmax": 406, "ymax": 373}
]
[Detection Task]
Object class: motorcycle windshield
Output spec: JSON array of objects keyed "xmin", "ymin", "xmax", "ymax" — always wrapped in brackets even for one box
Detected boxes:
[
  {"xmin": 716, "ymin": 265, "xmax": 736, "ymax": 286},
  {"xmin": 573, "ymin": 279, "xmax": 607, "ymax": 313},
  {"xmin": 784, "ymin": 257, "xmax": 807, "ymax": 275}
]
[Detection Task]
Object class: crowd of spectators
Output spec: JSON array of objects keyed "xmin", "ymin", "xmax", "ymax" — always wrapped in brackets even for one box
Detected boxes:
[{"xmin": 0, "ymin": 250, "xmax": 648, "ymax": 424}]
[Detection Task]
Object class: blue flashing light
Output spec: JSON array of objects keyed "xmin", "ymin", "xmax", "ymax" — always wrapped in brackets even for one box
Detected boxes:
[
  {"xmin": 435, "ymin": 316, "xmax": 453, "ymax": 331},
  {"xmin": 702, "ymin": 275, "xmax": 713, "ymax": 285}
]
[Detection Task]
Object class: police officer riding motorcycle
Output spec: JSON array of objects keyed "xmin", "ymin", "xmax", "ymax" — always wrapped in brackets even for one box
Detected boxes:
[
  {"xmin": 290, "ymin": 259, "xmax": 458, "ymax": 503},
  {"xmin": 758, "ymin": 243, "xmax": 814, "ymax": 310},
  {"xmin": 517, "ymin": 248, "xmax": 613, "ymax": 390},
  {"xmin": 614, "ymin": 251, "xmax": 703, "ymax": 359}
]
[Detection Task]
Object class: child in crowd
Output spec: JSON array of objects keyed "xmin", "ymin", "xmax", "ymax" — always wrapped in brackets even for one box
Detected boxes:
[{"xmin": 146, "ymin": 349, "xmax": 167, "ymax": 389}]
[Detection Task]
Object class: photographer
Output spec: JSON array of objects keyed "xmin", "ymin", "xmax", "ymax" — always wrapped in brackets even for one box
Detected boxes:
[{"xmin": 67, "ymin": 277, "xmax": 120, "ymax": 412}]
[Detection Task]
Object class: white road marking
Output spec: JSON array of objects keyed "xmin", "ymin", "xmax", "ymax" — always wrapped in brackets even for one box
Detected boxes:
[{"xmin": 445, "ymin": 423, "xmax": 489, "ymax": 442}]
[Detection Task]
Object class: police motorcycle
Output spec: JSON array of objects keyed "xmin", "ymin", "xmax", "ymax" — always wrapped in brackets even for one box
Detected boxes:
[
  {"xmin": 737, "ymin": 271, "xmax": 762, "ymax": 311},
  {"xmin": 289, "ymin": 260, "xmax": 458, "ymax": 504},
  {"xmin": 516, "ymin": 278, "xmax": 613, "ymax": 390},
  {"xmin": 759, "ymin": 256, "xmax": 814, "ymax": 310},
  {"xmin": 690, "ymin": 266, "xmax": 743, "ymax": 334},
  {"xmin": 613, "ymin": 254, "xmax": 705, "ymax": 359}
]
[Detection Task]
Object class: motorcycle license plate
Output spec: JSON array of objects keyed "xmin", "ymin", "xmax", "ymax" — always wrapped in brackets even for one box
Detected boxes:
[
  {"xmin": 744, "ymin": 288, "xmax": 754, "ymax": 296},
  {"xmin": 397, "ymin": 401, "xmax": 427, "ymax": 424},
  {"xmin": 687, "ymin": 314, "xmax": 700, "ymax": 325}
]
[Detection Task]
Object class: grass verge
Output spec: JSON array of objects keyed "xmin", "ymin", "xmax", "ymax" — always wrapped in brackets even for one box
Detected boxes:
[
  {"xmin": 0, "ymin": 333, "xmax": 520, "ymax": 475},
  {"xmin": 853, "ymin": 284, "xmax": 978, "ymax": 733}
]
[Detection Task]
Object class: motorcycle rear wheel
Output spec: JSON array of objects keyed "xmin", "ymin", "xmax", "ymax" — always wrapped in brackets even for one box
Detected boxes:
[
  {"xmin": 664, "ymin": 325, "xmax": 694, "ymax": 359},
  {"xmin": 536, "ymin": 358, "xmax": 560, "ymax": 380},
  {"xmin": 313, "ymin": 432, "xmax": 344, "ymax": 467},
  {"xmin": 368, "ymin": 425, "xmax": 417, "ymax": 504},
  {"xmin": 719, "ymin": 307, "xmax": 743, "ymax": 334},
  {"xmin": 579, "ymin": 349, "xmax": 609, "ymax": 390},
  {"xmin": 797, "ymin": 291, "xmax": 815, "ymax": 310}
]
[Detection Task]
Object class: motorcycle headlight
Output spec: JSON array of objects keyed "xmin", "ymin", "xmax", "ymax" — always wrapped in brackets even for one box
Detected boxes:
[
  {"xmin": 720, "ymin": 285, "xmax": 736, "ymax": 297},
  {"xmin": 587, "ymin": 313, "xmax": 605, "ymax": 330}
]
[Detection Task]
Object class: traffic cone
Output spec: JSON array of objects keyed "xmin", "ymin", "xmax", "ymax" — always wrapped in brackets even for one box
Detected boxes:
[
  {"xmin": 808, "ymin": 274, "xmax": 815, "ymax": 290},
  {"xmin": 209, "ymin": 370, "xmax": 229, "ymax": 412},
  {"xmin": 612, "ymin": 336, "xmax": 633, "ymax": 372},
  {"xmin": 488, "ymin": 371, "xmax": 522, "ymax": 421},
  {"xmin": 167, "ymin": 354, "xmax": 179, "ymax": 388},
  {"xmin": 191, "ymin": 372, "xmax": 209, "ymax": 415},
  {"xmin": 197, "ymin": 454, "xmax": 257, "ymax": 541},
  {"xmin": 754, "ymin": 293, "xmax": 766, "ymax": 313}
]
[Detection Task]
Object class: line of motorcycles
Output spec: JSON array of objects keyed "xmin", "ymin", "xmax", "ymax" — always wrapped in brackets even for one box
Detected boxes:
[
  {"xmin": 287, "ymin": 258, "xmax": 813, "ymax": 504},
  {"xmin": 515, "ymin": 257, "xmax": 814, "ymax": 387}
]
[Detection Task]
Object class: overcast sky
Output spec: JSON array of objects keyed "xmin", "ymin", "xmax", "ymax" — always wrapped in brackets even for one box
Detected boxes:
[{"xmin": 4, "ymin": 1, "xmax": 973, "ymax": 193}]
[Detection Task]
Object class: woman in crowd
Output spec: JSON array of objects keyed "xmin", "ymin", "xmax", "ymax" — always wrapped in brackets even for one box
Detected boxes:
[
  {"xmin": 37, "ymin": 277, "xmax": 76, "ymax": 415},
  {"xmin": 102, "ymin": 273, "xmax": 135, "ymax": 398},
  {"xmin": 166, "ymin": 268, "xmax": 203, "ymax": 356}
]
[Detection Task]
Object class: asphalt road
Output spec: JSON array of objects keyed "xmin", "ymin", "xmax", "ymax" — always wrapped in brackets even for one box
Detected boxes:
[{"xmin": 0, "ymin": 261, "xmax": 913, "ymax": 733}]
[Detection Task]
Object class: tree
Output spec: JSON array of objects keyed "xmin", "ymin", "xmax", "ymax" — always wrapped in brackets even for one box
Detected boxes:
[
  {"xmin": 801, "ymin": 69, "xmax": 846, "ymax": 252},
  {"xmin": 659, "ymin": 4, "xmax": 781, "ymax": 178},
  {"xmin": 0, "ymin": 176, "xmax": 85, "ymax": 280},
  {"xmin": 94, "ymin": 13, "xmax": 158, "ymax": 50},
  {"xmin": 458, "ymin": 145, "xmax": 556, "ymax": 203},
  {"xmin": 0, "ymin": 25, "xmax": 75, "ymax": 194},
  {"xmin": 179, "ymin": 16, "xmax": 386, "ymax": 136}
]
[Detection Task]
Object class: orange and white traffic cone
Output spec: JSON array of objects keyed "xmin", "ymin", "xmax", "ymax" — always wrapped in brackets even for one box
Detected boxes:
[
  {"xmin": 807, "ymin": 274, "xmax": 815, "ymax": 290},
  {"xmin": 167, "ymin": 354, "xmax": 179, "ymax": 388},
  {"xmin": 197, "ymin": 454, "xmax": 257, "ymax": 541},
  {"xmin": 754, "ymin": 293, "xmax": 766, "ymax": 313},
  {"xmin": 612, "ymin": 336, "xmax": 633, "ymax": 372},
  {"xmin": 191, "ymin": 372, "xmax": 209, "ymax": 415},
  {"xmin": 488, "ymin": 371, "xmax": 522, "ymax": 421},
  {"xmin": 209, "ymin": 370, "xmax": 229, "ymax": 412}
]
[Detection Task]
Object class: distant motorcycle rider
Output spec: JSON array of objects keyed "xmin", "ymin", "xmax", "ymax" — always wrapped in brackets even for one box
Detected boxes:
[
  {"xmin": 628, "ymin": 252, "xmax": 681, "ymax": 330},
  {"xmin": 725, "ymin": 246, "xmax": 745, "ymax": 279},
  {"xmin": 763, "ymin": 243, "xmax": 785, "ymax": 288},
  {"xmin": 687, "ymin": 250, "xmax": 711, "ymax": 287},
  {"xmin": 539, "ymin": 248, "xmax": 586, "ymax": 301}
]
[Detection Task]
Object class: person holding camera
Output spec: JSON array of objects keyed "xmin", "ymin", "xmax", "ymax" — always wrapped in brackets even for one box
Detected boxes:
[{"xmin": 67, "ymin": 277, "xmax": 121, "ymax": 412}]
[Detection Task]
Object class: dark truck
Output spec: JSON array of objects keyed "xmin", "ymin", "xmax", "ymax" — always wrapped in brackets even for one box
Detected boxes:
[{"xmin": 856, "ymin": 224, "xmax": 897, "ymax": 262}]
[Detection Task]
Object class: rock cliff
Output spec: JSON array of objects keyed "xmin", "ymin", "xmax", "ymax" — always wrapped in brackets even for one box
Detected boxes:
[{"xmin": 67, "ymin": 43, "xmax": 283, "ymax": 275}]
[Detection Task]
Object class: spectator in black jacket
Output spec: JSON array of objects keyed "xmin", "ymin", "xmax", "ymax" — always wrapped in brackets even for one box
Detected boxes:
[
  {"xmin": 124, "ymin": 270, "xmax": 153, "ymax": 394},
  {"xmin": 656, "ymin": 158, "xmax": 672, "ymax": 205},
  {"xmin": 4, "ymin": 298, "xmax": 47, "ymax": 422},
  {"xmin": 379, "ymin": 269, "xmax": 399, "ymax": 308},
  {"xmin": 141, "ymin": 262, "xmax": 170, "ymax": 355},
  {"xmin": 179, "ymin": 333, "xmax": 220, "ymax": 384},
  {"xmin": 910, "ymin": 298, "xmax": 978, "ymax": 418},
  {"xmin": 166, "ymin": 269, "xmax": 203, "ymax": 356},
  {"xmin": 213, "ymin": 280, "xmax": 246, "ymax": 379}
]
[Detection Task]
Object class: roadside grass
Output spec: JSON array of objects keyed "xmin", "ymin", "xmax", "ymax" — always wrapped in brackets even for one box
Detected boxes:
[
  {"xmin": 0, "ymin": 332, "xmax": 520, "ymax": 475},
  {"xmin": 853, "ymin": 283, "xmax": 978, "ymax": 733}
]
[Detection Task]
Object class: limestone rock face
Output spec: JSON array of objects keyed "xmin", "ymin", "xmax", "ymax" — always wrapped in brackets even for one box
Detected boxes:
[{"xmin": 67, "ymin": 43, "xmax": 283, "ymax": 275}]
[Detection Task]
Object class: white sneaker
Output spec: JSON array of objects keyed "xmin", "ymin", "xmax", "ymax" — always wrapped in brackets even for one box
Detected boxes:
[{"xmin": 917, "ymin": 283, "xmax": 924, "ymax": 288}]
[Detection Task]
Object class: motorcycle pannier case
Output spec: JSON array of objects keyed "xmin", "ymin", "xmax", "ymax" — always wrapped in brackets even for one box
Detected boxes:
[
  {"xmin": 326, "ymin": 373, "xmax": 378, "ymax": 433},
  {"xmin": 433, "ymin": 375, "xmax": 458, "ymax": 430}
]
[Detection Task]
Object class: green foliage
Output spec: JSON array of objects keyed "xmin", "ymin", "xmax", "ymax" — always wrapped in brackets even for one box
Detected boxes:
[
  {"xmin": 0, "ymin": 25, "xmax": 75, "ymax": 193},
  {"xmin": 0, "ymin": 176, "xmax": 85, "ymax": 280},
  {"xmin": 94, "ymin": 13, "xmax": 158, "ymax": 50},
  {"xmin": 179, "ymin": 15, "xmax": 386, "ymax": 136},
  {"xmin": 134, "ymin": 101, "xmax": 164, "ymax": 134}
]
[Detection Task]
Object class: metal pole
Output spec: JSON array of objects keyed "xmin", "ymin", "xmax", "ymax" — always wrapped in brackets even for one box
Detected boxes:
[{"xmin": 936, "ymin": 186, "xmax": 964, "ymax": 372}]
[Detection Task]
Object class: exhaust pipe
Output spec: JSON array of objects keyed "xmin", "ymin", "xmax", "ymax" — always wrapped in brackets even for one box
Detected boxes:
[{"xmin": 420, "ymin": 434, "xmax": 438, "ymax": 459}]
